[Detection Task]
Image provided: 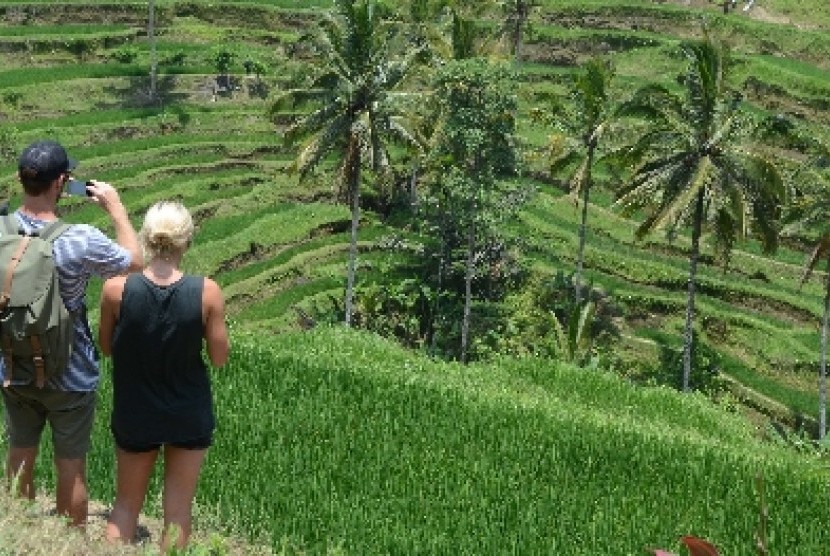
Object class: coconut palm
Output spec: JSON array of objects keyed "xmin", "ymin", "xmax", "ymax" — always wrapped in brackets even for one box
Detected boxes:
[
  {"xmin": 782, "ymin": 143, "xmax": 830, "ymax": 438},
  {"xmin": 613, "ymin": 37, "xmax": 785, "ymax": 392},
  {"xmin": 548, "ymin": 57, "xmax": 616, "ymax": 306},
  {"xmin": 271, "ymin": 0, "xmax": 424, "ymax": 326},
  {"xmin": 399, "ymin": 0, "xmax": 494, "ymax": 63}
]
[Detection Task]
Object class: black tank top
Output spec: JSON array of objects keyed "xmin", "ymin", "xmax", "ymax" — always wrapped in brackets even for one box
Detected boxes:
[{"xmin": 110, "ymin": 273, "xmax": 214, "ymax": 445}]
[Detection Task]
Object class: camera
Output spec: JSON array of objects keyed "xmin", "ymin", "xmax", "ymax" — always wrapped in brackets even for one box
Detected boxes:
[{"xmin": 65, "ymin": 178, "xmax": 93, "ymax": 197}]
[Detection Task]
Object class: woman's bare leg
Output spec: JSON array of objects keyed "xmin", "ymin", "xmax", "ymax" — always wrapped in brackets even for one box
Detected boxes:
[
  {"xmin": 105, "ymin": 447, "xmax": 158, "ymax": 544},
  {"xmin": 160, "ymin": 445, "xmax": 207, "ymax": 550}
]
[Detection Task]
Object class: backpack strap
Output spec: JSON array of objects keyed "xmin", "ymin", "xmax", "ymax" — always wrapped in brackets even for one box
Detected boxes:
[
  {"xmin": 0, "ymin": 235, "xmax": 31, "ymax": 311},
  {"xmin": 37, "ymin": 220, "xmax": 72, "ymax": 243},
  {"xmin": 0, "ymin": 214, "xmax": 21, "ymax": 236}
]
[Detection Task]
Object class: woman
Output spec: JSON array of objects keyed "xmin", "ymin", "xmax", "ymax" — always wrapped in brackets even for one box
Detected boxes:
[{"xmin": 99, "ymin": 200, "xmax": 229, "ymax": 549}]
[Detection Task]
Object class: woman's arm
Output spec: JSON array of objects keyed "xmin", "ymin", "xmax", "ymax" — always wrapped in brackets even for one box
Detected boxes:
[
  {"xmin": 203, "ymin": 277, "xmax": 230, "ymax": 367},
  {"xmin": 99, "ymin": 276, "xmax": 127, "ymax": 357}
]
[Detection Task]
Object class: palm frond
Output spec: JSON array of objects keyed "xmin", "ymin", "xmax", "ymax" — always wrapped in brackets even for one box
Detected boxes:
[{"xmin": 802, "ymin": 233, "xmax": 830, "ymax": 287}]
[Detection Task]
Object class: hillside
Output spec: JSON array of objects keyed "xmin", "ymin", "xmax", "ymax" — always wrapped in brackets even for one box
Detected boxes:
[
  {"xmin": 8, "ymin": 329, "xmax": 830, "ymax": 554},
  {"xmin": 1, "ymin": 0, "xmax": 830, "ymax": 553},
  {"xmin": 1, "ymin": 1, "xmax": 828, "ymax": 432}
]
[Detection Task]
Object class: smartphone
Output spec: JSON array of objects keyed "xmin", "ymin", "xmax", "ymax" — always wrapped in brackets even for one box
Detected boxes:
[{"xmin": 66, "ymin": 178, "xmax": 93, "ymax": 197}]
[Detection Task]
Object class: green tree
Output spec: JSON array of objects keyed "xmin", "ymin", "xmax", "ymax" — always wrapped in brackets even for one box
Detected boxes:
[
  {"xmin": 271, "ymin": 0, "xmax": 424, "ymax": 326},
  {"xmin": 212, "ymin": 46, "xmax": 236, "ymax": 94},
  {"xmin": 782, "ymin": 141, "xmax": 830, "ymax": 439},
  {"xmin": 499, "ymin": 0, "xmax": 537, "ymax": 63},
  {"xmin": 547, "ymin": 57, "xmax": 616, "ymax": 306},
  {"xmin": 426, "ymin": 58, "xmax": 518, "ymax": 361},
  {"xmin": 404, "ymin": 1, "xmax": 485, "ymax": 61},
  {"xmin": 613, "ymin": 37, "xmax": 785, "ymax": 392}
]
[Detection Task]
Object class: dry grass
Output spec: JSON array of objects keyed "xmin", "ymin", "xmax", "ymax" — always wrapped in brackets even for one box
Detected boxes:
[{"xmin": 0, "ymin": 488, "xmax": 273, "ymax": 556}]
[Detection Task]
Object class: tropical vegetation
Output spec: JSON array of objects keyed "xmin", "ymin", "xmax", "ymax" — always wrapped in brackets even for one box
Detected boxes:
[{"xmin": 1, "ymin": 0, "xmax": 830, "ymax": 554}]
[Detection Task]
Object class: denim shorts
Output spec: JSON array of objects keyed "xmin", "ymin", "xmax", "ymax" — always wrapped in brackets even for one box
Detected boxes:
[{"xmin": 1, "ymin": 386, "xmax": 96, "ymax": 459}]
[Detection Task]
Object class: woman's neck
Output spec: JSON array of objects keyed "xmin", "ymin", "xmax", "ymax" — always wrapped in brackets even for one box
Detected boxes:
[{"xmin": 144, "ymin": 256, "xmax": 183, "ymax": 286}]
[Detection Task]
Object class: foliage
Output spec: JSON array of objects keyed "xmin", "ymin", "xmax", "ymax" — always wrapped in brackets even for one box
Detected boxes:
[
  {"xmin": 5, "ymin": 0, "xmax": 830, "ymax": 551},
  {"xmin": 780, "ymin": 140, "xmax": 830, "ymax": 438},
  {"xmin": 497, "ymin": 270, "xmax": 619, "ymax": 363},
  {"xmin": 271, "ymin": 0, "xmax": 425, "ymax": 325},
  {"xmin": 0, "ymin": 125, "xmax": 20, "ymax": 165},
  {"xmin": 110, "ymin": 44, "xmax": 139, "ymax": 64},
  {"xmin": 546, "ymin": 56, "xmax": 617, "ymax": 305},
  {"xmin": 421, "ymin": 57, "xmax": 520, "ymax": 360},
  {"xmin": 211, "ymin": 46, "xmax": 237, "ymax": 78},
  {"xmin": 653, "ymin": 535, "xmax": 721, "ymax": 556},
  {"xmin": 613, "ymin": 35, "xmax": 786, "ymax": 391}
]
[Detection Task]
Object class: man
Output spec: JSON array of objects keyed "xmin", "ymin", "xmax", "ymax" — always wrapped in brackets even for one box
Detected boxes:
[{"xmin": 1, "ymin": 139, "xmax": 142, "ymax": 526}]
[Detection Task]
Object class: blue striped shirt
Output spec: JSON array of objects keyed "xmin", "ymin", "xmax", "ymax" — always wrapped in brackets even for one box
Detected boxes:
[{"xmin": 0, "ymin": 211, "xmax": 132, "ymax": 391}]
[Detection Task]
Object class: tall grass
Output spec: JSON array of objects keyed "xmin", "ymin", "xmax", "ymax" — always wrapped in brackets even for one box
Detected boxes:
[{"xmin": 17, "ymin": 328, "xmax": 815, "ymax": 554}]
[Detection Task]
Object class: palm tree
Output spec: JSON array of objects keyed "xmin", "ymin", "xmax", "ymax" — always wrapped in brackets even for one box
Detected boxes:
[
  {"xmin": 271, "ymin": 0, "xmax": 423, "ymax": 326},
  {"xmin": 548, "ymin": 57, "xmax": 615, "ymax": 306},
  {"xmin": 613, "ymin": 37, "xmax": 785, "ymax": 392},
  {"xmin": 399, "ymin": 0, "xmax": 490, "ymax": 62},
  {"xmin": 148, "ymin": 0, "xmax": 157, "ymax": 101},
  {"xmin": 782, "ymin": 144, "xmax": 830, "ymax": 438}
]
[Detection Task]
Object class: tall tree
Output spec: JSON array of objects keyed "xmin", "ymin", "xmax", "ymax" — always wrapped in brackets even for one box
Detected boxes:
[
  {"xmin": 547, "ymin": 57, "xmax": 616, "ymax": 306},
  {"xmin": 426, "ymin": 59, "xmax": 518, "ymax": 361},
  {"xmin": 148, "ymin": 0, "xmax": 157, "ymax": 102},
  {"xmin": 271, "ymin": 0, "xmax": 423, "ymax": 326},
  {"xmin": 613, "ymin": 37, "xmax": 785, "ymax": 392},
  {"xmin": 782, "ymin": 141, "xmax": 830, "ymax": 438}
]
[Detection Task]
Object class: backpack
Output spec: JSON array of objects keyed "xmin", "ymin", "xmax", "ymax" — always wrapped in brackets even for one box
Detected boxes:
[{"xmin": 0, "ymin": 215, "xmax": 73, "ymax": 388}]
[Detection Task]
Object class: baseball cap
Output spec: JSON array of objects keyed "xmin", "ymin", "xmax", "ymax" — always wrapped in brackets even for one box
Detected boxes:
[{"xmin": 18, "ymin": 140, "xmax": 78, "ymax": 182}]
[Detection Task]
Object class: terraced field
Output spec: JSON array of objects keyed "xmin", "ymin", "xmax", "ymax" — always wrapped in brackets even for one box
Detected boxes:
[
  {"xmin": 2, "ymin": 0, "xmax": 830, "ymax": 426},
  {"xmin": 2, "ymin": 1, "xmax": 830, "ymax": 552}
]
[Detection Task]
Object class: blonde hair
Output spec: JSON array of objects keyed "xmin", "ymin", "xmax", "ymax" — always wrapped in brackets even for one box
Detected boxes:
[{"xmin": 139, "ymin": 200, "xmax": 194, "ymax": 260}]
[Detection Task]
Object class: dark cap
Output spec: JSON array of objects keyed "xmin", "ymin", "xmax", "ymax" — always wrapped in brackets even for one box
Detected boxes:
[{"xmin": 18, "ymin": 140, "xmax": 78, "ymax": 182}]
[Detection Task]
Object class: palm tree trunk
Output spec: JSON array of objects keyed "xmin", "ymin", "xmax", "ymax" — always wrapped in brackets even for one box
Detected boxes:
[
  {"xmin": 148, "ymin": 0, "xmax": 157, "ymax": 102},
  {"xmin": 461, "ymin": 217, "xmax": 475, "ymax": 363},
  {"xmin": 820, "ymin": 257, "xmax": 830, "ymax": 439},
  {"xmin": 575, "ymin": 147, "xmax": 594, "ymax": 307},
  {"xmin": 682, "ymin": 189, "xmax": 705, "ymax": 392},
  {"xmin": 513, "ymin": 0, "xmax": 528, "ymax": 64},
  {"xmin": 344, "ymin": 143, "xmax": 360, "ymax": 327}
]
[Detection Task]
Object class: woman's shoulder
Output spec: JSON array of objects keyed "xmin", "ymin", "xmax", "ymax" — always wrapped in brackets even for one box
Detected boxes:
[
  {"xmin": 101, "ymin": 273, "xmax": 130, "ymax": 302},
  {"xmin": 197, "ymin": 275, "xmax": 225, "ymax": 303}
]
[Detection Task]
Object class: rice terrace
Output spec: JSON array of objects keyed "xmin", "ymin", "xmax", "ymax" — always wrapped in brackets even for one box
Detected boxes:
[{"xmin": 2, "ymin": 0, "xmax": 830, "ymax": 554}]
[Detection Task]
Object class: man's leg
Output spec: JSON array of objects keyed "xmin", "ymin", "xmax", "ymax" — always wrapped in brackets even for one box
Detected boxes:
[
  {"xmin": 161, "ymin": 445, "xmax": 207, "ymax": 550},
  {"xmin": 7, "ymin": 445, "xmax": 38, "ymax": 499},
  {"xmin": 48, "ymin": 390, "xmax": 96, "ymax": 528},
  {"xmin": 54, "ymin": 456, "xmax": 88, "ymax": 527},
  {"xmin": 2, "ymin": 387, "xmax": 46, "ymax": 500},
  {"xmin": 106, "ymin": 447, "xmax": 158, "ymax": 544}
]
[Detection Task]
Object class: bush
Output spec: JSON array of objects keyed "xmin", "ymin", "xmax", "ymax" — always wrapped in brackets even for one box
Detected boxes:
[{"xmin": 110, "ymin": 45, "xmax": 139, "ymax": 64}]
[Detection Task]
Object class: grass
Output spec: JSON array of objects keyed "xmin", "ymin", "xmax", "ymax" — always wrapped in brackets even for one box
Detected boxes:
[
  {"xmin": 64, "ymin": 330, "xmax": 830, "ymax": 552},
  {"xmin": 8, "ymin": 328, "xmax": 828, "ymax": 554}
]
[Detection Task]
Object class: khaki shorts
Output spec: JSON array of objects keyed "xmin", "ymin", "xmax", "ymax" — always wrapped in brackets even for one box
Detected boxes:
[{"xmin": 1, "ymin": 386, "xmax": 96, "ymax": 459}]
